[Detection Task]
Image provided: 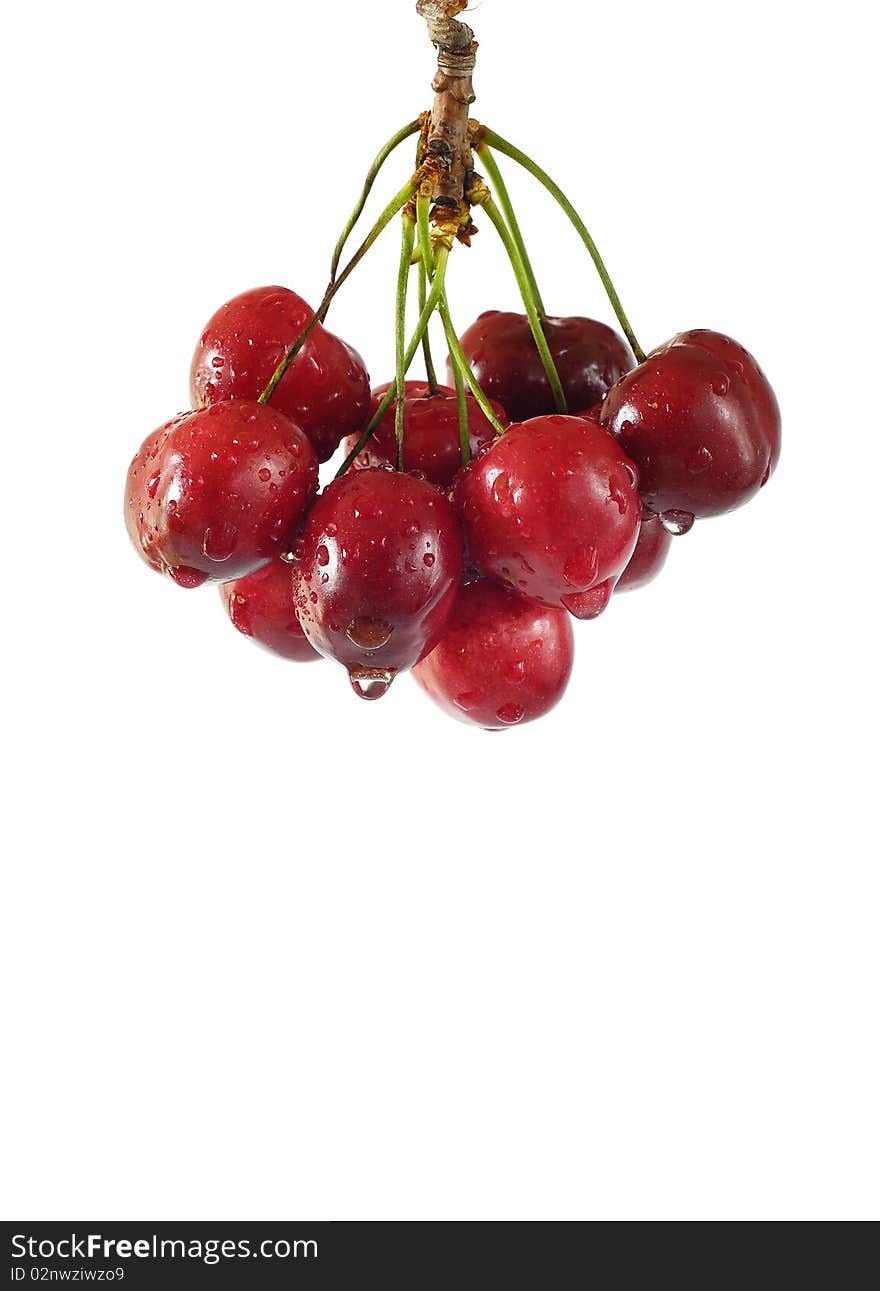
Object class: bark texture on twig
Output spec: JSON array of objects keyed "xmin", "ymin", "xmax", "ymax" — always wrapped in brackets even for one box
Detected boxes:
[{"xmin": 417, "ymin": 1, "xmax": 478, "ymax": 219}]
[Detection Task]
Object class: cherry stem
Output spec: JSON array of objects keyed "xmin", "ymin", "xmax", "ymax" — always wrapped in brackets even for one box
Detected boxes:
[
  {"xmin": 417, "ymin": 256, "xmax": 440, "ymax": 394},
  {"xmin": 476, "ymin": 145, "xmax": 546, "ymax": 317},
  {"xmin": 448, "ymin": 330, "xmax": 471, "ymax": 464},
  {"xmin": 479, "ymin": 194, "xmax": 568, "ymax": 414},
  {"xmin": 478, "ymin": 129, "xmax": 646, "ymax": 363},
  {"xmin": 395, "ymin": 215, "xmax": 417, "ymax": 470},
  {"xmin": 414, "ymin": 191, "xmax": 504, "ymax": 439},
  {"xmin": 258, "ymin": 177, "xmax": 418, "ymax": 406},
  {"xmin": 329, "ymin": 119, "xmax": 422, "ymax": 284},
  {"xmin": 415, "ymin": 191, "xmax": 435, "ymax": 275},
  {"xmin": 334, "ymin": 242, "xmax": 451, "ymax": 479},
  {"xmin": 440, "ymin": 291, "xmax": 506, "ymax": 437},
  {"xmin": 411, "ymin": 120, "xmax": 441, "ymax": 396}
]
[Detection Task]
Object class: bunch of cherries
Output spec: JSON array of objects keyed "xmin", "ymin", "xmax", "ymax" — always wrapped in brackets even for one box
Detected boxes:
[{"xmin": 124, "ymin": 11, "xmax": 780, "ymax": 731}]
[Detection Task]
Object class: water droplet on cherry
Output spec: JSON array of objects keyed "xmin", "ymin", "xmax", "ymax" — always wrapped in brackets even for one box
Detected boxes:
[
  {"xmin": 348, "ymin": 667, "xmax": 396, "ymax": 701},
  {"xmin": 659, "ymin": 510, "xmax": 695, "ymax": 536},
  {"xmin": 202, "ymin": 522, "xmax": 239, "ymax": 561},
  {"xmin": 686, "ymin": 446, "xmax": 714, "ymax": 474},
  {"xmin": 496, "ymin": 702, "xmax": 525, "ymax": 725},
  {"xmin": 228, "ymin": 594, "xmax": 254, "ymax": 636},
  {"xmin": 561, "ymin": 580, "xmax": 613, "ymax": 619},
  {"xmin": 345, "ymin": 618, "xmax": 393, "ymax": 650},
  {"xmin": 563, "ymin": 545, "xmax": 599, "ymax": 587},
  {"xmin": 506, "ymin": 659, "xmax": 525, "ymax": 683},
  {"xmin": 168, "ymin": 565, "xmax": 206, "ymax": 589},
  {"xmin": 608, "ymin": 483, "xmax": 628, "ymax": 513}
]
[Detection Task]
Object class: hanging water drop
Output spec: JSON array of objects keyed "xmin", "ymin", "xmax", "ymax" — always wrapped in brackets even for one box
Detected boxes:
[
  {"xmin": 348, "ymin": 667, "xmax": 396, "ymax": 701},
  {"xmin": 659, "ymin": 509, "xmax": 695, "ymax": 536}
]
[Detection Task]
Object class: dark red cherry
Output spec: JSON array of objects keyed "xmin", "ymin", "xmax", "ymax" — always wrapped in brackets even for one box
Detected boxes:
[
  {"xmin": 124, "ymin": 400, "xmax": 318, "ymax": 587},
  {"xmin": 453, "ymin": 415, "xmax": 640, "ymax": 619},
  {"xmin": 190, "ymin": 286, "xmax": 370, "ymax": 463},
  {"xmin": 615, "ymin": 509, "xmax": 673, "ymax": 593},
  {"xmin": 341, "ymin": 381, "xmax": 506, "ymax": 488},
  {"xmin": 219, "ymin": 558, "xmax": 320, "ymax": 662},
  {"xmin": 600, "ymin": 329, "xmax": 781, "ymax": 526},
  {"xmin": 294, "ymin": 469, "xmax": 464, "ymax": 699},
  {"xmin": 454, "ymin": 311, "xmax": 634, "ymax": 423},
  {"xmin": 413, "ymin": 579, "xmax": 574, "ymax": 730}
]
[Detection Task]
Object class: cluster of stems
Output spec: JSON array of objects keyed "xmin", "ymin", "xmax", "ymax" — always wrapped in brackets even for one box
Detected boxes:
[{"xmin": 256, "ymin": 115, "xmax": 646, "ymax": 479}]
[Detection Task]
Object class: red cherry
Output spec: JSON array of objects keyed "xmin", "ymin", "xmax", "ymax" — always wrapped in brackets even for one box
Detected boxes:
[
  {"xmin": 294, "ymin": 468, "xmax": 464, "ymax": 698},
  {"xmin": 219, "ymin": 558, "xmax": 320, "ymax": 662},
  {"xmin": 342, "ymin": 381, "xmax": 506, "ymax": 488},
  {"xmin": 453, "ymin": 415, "xmax": 641, "ymax": 619},
  {"xmin": 124, "ymin": 400, "xmax": 318, "ymax": 587},
  {"xmin": 600, "ymin": 329, "xmax": 781, "ymax": 526},
  {"xmin": 413, "ymin": 579, "xmax": 574, "ymax": 729},
  {"xmin": 190, "ymin": 286, "xmax": 370, "ymax": 463},
  {"xmin": 454, "ymin": 311, "xmax": 634, "ymax": 423},
  {"xmin": 615, "ymin": 509, "xmax": 673, "ymax": 593}
]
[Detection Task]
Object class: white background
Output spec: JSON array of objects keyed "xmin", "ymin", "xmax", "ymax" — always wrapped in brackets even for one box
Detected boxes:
[{"xmin": 2, "ymin": 0, "xmax": 877, "ymax": 1221}]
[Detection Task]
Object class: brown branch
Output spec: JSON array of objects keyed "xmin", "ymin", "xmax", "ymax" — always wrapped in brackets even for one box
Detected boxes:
[{"xmin": 417, "ymin": 1, "xmax": 478, "ymax": 228}]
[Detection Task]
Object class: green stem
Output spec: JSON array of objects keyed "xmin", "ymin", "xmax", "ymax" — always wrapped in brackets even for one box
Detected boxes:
[
  {"xmin": 329, "ymin": 119, "xmax": 421, "ymax": 284},
  {"xmin": 412, "ymin": 127, "xmax": 439, "ymax": 394},
  {"xmin": 395, "ymin": 216, "xmax": 417, "ymax": 470},
  {"xmin": 448, "ymin": 333, "xmax": 471, "ymax": 464},
  {"xmin": 416, "ymin": 192, "xmax": 435, "ymax": 276},
  {"xmin": 476, "ymin": 145, "xmax": 546, "ymax": 317},
  {"xmin": 439, "ymin": 291, "xmax": 506, "ymax": 437},
  {"xmin": 259, "ymin": 177, "xmax": 417, "ymax": 405},
  {"xmin": 479, "ymin": 128, "xmax": 646, "ymax": 362},
  {"xmin": 480, "ymin": 195, "xmax": 567, "ymax": 414},
  {"xmin": 415, "ymin": 194, "xmax": 503, "ymax": 436},
  {"xmin": 335, "ymin": 243, "xmax": 451, "ymax": 478},
  {"xmin": 417, "ymin": 256, "xmax": 440, "ymax": 394}
]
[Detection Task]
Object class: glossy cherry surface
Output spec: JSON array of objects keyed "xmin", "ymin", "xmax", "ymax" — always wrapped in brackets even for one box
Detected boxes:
[
  {"xmin": 190, "ymin": 286, "xmax": 371, "ymax": 463},
  {"xmin": 615, "ymin": 509, "xmax": 673, "ymax": 593},
  {"xmin": 124, "ymin": 400, "xmax": 318, "ymax": 588},
  {"xmin": 413, "ymin": 579, "xmax": 574, "ymax": 729},
  {"xmin": 600, "ymin": 329, "xmax": 781, "ymax": 524},
  {"xmin": 294, "ymin": 469, "xmax": 464, "ymax": 698},
  {"xmin": 454, "ymin": 311, "xmax": 634, "ymax": 423},
  {"xmin": 220, "ymin": 558, "xmax": 320, "ymax": 662},
  {"xmin": 343, "ymin": 381, "xmax": 507, "ymax": 488},
  {"xmin": 453, "ymin": 415, "xmax": 641, "ymax": 619}
]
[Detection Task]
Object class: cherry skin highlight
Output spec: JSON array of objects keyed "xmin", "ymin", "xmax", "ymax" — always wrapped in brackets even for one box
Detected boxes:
[
  {"xmin": 294, "ymin": 468, "xmax": 464, "ymax": 699},
  {"xmin": 615, "ymin": 509, "xmax": 673, "ymax": 593},
  {"xmin": 190, "ymin": 285, "xmax": 371, "ymax": 463},
  {"xmin": 342, "ymin": 381, "xmax": 507, "ymax": 488},
  {"xmin": 124, "ymin": 400, "xmax": 318, "ymax": 588},
  {"xmin": 220, "ymin": 558, "xmax": 321, "ymax": 662},
  {"xmin": 600, "ymin": 329, "xmax": 781, "ymax": 526},
  {"xmin": 453, "ymin": 415, "xmax": 641, "ymax": 619},
  {"xmin": 454, "ymin": 311, "xmax": 634, "ymax": 423},
  {"xmin": 413, "ymin": 579, "xmax": 575, "ymax": 730}
]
